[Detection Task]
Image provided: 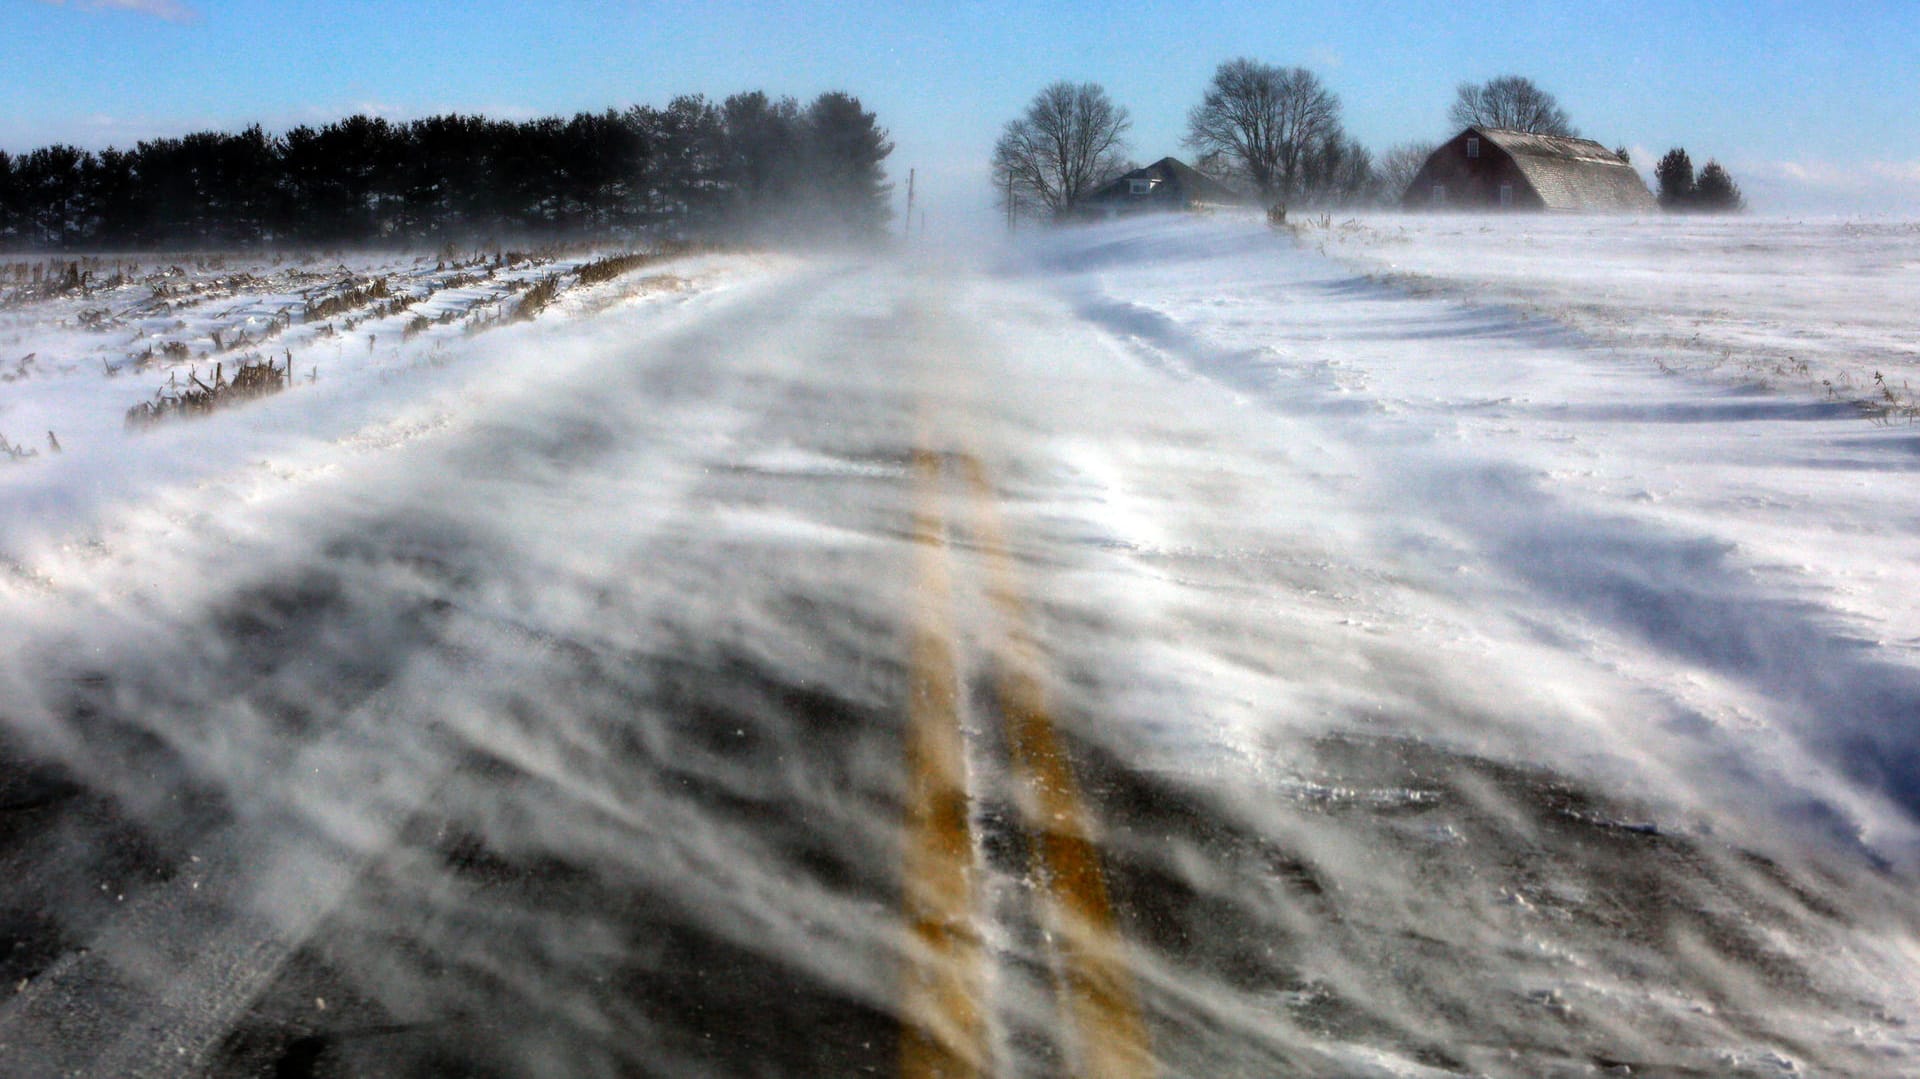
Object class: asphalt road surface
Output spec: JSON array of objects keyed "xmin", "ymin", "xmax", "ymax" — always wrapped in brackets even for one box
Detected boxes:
[{"xmin": 1, "ymin": 248, "xmax": 1916, "ymax": 1078}]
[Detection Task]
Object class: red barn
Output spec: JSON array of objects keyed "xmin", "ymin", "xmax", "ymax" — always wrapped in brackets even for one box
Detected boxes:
[{"xmin": 1402, "ymin": 127, "xmax": 1655, "ymax": 212}]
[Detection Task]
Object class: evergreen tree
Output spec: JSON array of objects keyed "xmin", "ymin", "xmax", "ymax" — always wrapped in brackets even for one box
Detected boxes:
[
  {"xmin": 0, "ymin": 92, "xmax": 891, "ymax": 251},
  {"xmin": 400, "ymin": 114, "xmax": 487, "ymax": 239},
  {"xmin": 558, "ymin": 110, "xmax": 646, "ymax": 234},
  {"xmin": 14, "ymin": 145, "xmax": 93, "ymax": 248},
  {"xmin": 204, "ymin": 127, "xmax": 280, "ymax": 245},
  {"xmin": 799, "ymin": 92, "xmax": 893, "ymax": 238},
  {"xmin": 0, "ymin": 150, "xmax": 17, "ymax": 247},
  {"xmin": 719, "ymin": 92, "xmax": 804, "ymax": 233},
  {"xmin": 1655, "ymin": 148, "xmax": 1694, "ymax": 210},
  {"xmin": 1692, "ymin": 160, "xmax": 1745, "ymax": 212},
  {"xmin": 82, "ymin": 147, "xmax": 142, "ymax": 247},
  {"xmin": 636, "ymin": 95, "xmax": 727, "ymax": 233}
]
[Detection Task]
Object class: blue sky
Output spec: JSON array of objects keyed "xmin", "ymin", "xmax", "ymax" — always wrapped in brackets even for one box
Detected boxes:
[{"xmin": 5, "ymin": 0, "xmax": 1918, "ymax": 220}]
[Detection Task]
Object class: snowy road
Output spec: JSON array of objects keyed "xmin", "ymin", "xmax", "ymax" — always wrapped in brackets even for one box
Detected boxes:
[{"xmin": 2, "ymin": 218, "xmax": 1919, "ymax": 1077}]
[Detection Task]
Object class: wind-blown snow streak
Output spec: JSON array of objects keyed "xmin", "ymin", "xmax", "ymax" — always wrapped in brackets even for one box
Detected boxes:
[
  {"xmin": 1034, "ymin": 215, "xmax": 1920, "ymax": 844},
  {"xmin": 0, "ymin": 220, "xmax": 1916, "ymax": 1076},
  {"xmin": 1308, "ymin": 213, "xmax": 1920, "ymax": 415}
]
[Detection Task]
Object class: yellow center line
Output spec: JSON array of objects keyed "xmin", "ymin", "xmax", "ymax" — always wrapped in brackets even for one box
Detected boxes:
[
  {"xmin": 900, "ymin": 444, "xmax": 985, "ymax": 1079},
  {"xmin": 957, "ymin": 451, "xmax": 1156, "ymax": 1079}
]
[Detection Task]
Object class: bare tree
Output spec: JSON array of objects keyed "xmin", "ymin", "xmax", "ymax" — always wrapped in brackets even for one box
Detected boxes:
[
  {"xmin": 1184, "ymin": 59, "xmax": 1342, "ymax": 206},
  {"xmin": 991, "ymin": 82, "xmax": 1131, "ymax": 219},
  {"xmin": 1375, "ymin": 140, "xmax": 1437, "ymax": 203},
  {"xmin": 1447, "ymin": 76, "xmax": 1576, "ymax": 136}
]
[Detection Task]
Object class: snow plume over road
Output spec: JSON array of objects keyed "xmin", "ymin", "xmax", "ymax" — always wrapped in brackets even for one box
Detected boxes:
[
  {"xmin": 1040, "ymin": 215, "xmax": 1920, "ymax": 839},
  {"xmin": 0, "ymin": 218, "xmax": 1918, "ymax": 1076}
]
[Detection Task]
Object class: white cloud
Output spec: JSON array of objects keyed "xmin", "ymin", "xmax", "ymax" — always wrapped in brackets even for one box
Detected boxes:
[
  {"xmin": 36, "ymin": 0, "xmax": 198, "ymax": 23},
  {"xmin": 1867, "ymin": 160, "xmax": 1920, "ymax": 185},
  {"xmin": 1751, "ymin": 158, "xmax": 1920, "ymax": 191},
  {"xmin": 1768, "ymin": 160, "xmax": 1851, "ymax": 187},
  {"xmin": 1735, "ymin": 158, "xmax": 1920, "ymax": 214}
]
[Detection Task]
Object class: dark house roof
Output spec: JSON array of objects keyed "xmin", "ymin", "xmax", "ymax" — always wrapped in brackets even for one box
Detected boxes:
[
  {"xmin": 1082, "ymin": 157, "xmax": 1249, "ymax": 212},
  {"xmin": 1404, "ymin": 127, "xmax": 1655, "ymax": 213}
]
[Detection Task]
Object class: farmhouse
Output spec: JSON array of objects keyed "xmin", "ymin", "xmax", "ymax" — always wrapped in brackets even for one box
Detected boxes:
[
  {"xmin": 1402, "ymin": 127, "xmax": 1656, "ymax": 212},
  {"xmin": 1081, "ymin": 157, "xmax": 1249, "ymax": 216}
]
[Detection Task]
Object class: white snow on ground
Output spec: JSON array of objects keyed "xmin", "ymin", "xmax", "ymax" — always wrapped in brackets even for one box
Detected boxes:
[
  {"xmin": 1023, "ymin": 212, "xmax": 1920, "ymax": 858},
  {"xmin": 1, "ymin": 215, "xmax": 1919, "ymax": 1073},
  {"xmin": 0, "ymin": 248, "xmax": 768, "ymax": 556},
  {"xmin": 1309, "ymin": 212, "xmax": 1920, "ymax": 416},
  {"xmin": 960, "ymin": 214, "xmax": 1920, "ymax": 1073}
]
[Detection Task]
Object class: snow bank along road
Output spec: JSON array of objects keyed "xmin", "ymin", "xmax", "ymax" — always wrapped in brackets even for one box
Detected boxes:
[{"xmin": 1, "ymin": 216, "xmax": 1919, "ymax": 1077}]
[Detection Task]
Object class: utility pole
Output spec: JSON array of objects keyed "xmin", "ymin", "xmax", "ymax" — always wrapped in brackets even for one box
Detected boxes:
[
  {"xmin": 904, "ymin": 169, "xmax": 915, "ymax": 241},
  {"xmin": 1005, "ymin": 171, "xmax": 1015, "ymax": 233}
]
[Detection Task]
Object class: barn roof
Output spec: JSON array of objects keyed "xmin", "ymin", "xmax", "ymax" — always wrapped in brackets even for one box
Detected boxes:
[
  {"xmin": 1087, "ymin": 157, "xmax": 1249, "ymax": 206},
  {"xmin": 1475, "ymin": 127, "xmax": 1656, "ymax": 212}
]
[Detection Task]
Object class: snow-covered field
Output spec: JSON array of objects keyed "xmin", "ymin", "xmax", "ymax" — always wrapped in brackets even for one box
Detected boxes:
[
  {"xmin": 0, "ymin": 246, "xmax": 754, "ymax": 551},
  {"xmin": 1307, "ymin": 213, "xmax": 1920, "ymax": 417},
  {"xmin": 1013, "ymin": 215, "xmax": 1920, "ymax": 1072},
  {"xmin": 1043, "ymin": 213, "xmax": 1920, "ymax": 840},
  {"xmin": 1, "ymin": 214, "xmax": 1918, "ymax": 1076}
]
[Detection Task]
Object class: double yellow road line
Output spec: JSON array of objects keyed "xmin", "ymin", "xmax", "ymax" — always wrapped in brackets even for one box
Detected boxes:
[
  {"xmin": 900, "ymin": 439, "xmax": 1153, "ymax": 1079},
  {"xmin": 901, "ymin": 445, "xmax": 986, "ymax": 1076}
]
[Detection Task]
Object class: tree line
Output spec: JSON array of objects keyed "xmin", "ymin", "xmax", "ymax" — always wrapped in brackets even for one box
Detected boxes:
[
  {"xmin": 993, "ymin": 64, "xmax": 1743, "ymax": 218},
  {"xmin": 0, "ymin": 91, "xmax": 893, "ymax": 251},
  {"xmin": 991, "ymin": 66, "xmax": 1379, "ymax": 219},
  {"xmin": 1654, "ymin": 148, "xmax": 1744, "ymax": 212}
]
